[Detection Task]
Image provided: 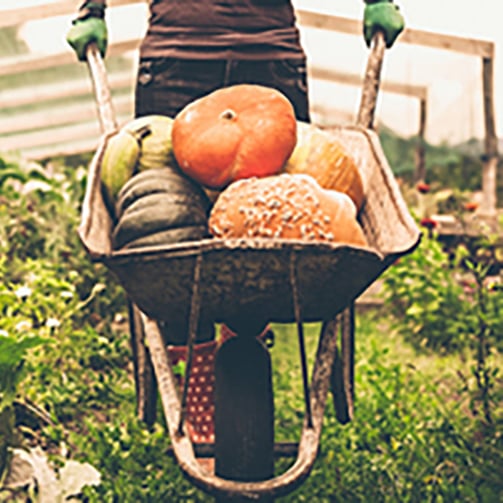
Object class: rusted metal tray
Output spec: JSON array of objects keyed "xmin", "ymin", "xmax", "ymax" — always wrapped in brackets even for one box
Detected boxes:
[{"xmin": 78, "ymin": 123, "xmax": 420, "ymax": 330}]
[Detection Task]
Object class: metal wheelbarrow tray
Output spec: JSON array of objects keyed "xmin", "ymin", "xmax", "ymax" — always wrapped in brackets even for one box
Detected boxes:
[{"xmin": 79, "ymin": 123, "xmax": 419, "ymax": 327}]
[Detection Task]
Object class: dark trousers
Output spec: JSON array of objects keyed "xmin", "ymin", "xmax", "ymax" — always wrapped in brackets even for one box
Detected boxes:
[{"xmin": 134, "ymin": 57, "xmax": 310, "ymax": 122}]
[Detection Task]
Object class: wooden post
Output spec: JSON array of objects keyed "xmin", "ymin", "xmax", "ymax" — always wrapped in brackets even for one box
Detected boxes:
[
  {"xmin": 481, "ymin": 55, "xmax": 499, "ymax": 215},
  {"xmin": 414, "ymin": 97, "xmax": 427, "ymax": 182}
]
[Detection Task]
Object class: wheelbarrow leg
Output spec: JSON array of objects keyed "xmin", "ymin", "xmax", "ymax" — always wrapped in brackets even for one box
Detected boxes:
[
  {"xmin": 128, "ymin": 300, "xmax": 157, "ymax": 427},
  {"xmin": 329, "ymin": 303, "xmax": 355, "ymax": 424},
  {"xmin": 214, "ymin": 335, "xmax": 274, "ymax": 503}
]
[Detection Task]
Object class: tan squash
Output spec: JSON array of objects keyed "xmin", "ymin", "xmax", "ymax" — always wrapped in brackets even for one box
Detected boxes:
[{"xmin": 283, "ymin": 122, "xmax": 365, "ymax": 211}]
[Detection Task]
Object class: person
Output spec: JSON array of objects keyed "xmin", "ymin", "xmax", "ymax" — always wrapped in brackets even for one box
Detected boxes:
[
  {"xmin": 67, "ymin": 0, "xmax": 405, "ymax": 123},
  {"xmin": 66, "ymin": 0, "xmax": 404, "ymax": 445}
]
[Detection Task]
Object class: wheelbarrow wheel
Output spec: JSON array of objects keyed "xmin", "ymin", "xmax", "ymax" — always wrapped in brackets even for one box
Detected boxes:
[
  {"xmin": 128, "ymin": 300, "xmax": 157, "ymax": 427},
  {"xmin": 214, "ymin": 334, "xmax": 275, "ymax": 502}
]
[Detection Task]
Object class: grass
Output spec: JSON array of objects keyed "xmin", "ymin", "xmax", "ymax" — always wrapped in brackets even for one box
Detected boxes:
[
  {"xmin": 272, "ymin": 313, "xmax": 502, "ymax": 502},
  {"xmin": 2, "ymin": 250, "xmax": 501, "ymax": 501},
  {"xmin": 56, "ymin": 310, "xmax": 498, "ymax": 502},
  {"xmin": 0, "ymin": 155, "xmax": 501, "ymax": 501}
]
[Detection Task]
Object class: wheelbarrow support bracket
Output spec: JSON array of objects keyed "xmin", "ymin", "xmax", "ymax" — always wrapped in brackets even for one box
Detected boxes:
[{"xmin": 142, "ymin": 312, "xmax": 339, "ymax": 500}]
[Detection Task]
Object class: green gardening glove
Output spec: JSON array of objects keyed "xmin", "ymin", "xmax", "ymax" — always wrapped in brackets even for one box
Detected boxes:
[
  {"xmin": 363, "ymin": 0, "xmax": 405, "ymax": 48},
  {"xmin": 66, "ymin": 15, "xmax": 108, "ymax": 61}
]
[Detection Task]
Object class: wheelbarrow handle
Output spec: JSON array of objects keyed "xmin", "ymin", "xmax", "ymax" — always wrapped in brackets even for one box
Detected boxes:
[
  {"xmin": 330, "ymin": 30, "xmax": 388, "ymax": 424},
  {"xmin": 356, "ymin": 30, "xmax": 387, "ymax": 129},
  {"xmin": 85, "ymin": 42, "xmax": 118, "ymax": 136},
  {"xmin": 84, "ymin": 33, "xmax": 384, "ymax": 134}
]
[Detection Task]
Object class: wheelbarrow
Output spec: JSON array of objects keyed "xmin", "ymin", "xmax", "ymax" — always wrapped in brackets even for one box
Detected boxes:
[{"xmin": 79, "ymin": 30, "xmax": 421, "ymax": 501}]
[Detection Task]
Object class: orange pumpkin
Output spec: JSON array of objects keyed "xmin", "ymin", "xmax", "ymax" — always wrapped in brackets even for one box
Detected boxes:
[
  {"xmin": 171, "ymin": 84, "xmax": 297, "ymax": 190},
  {"xmin": 283, "ymin": 122, "xmax": 365, "ymax": 211},
  {"xmin": 208, "ymin": 173, "xmax": 368, "ymax": 247}
]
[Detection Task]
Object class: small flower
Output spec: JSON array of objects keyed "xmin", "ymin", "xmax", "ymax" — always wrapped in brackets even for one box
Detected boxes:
[
  {"xmin": 46, "ymin": 317, "xmax": 61, "ymax": 329},
  {"xmin": 416, "ymin": 182, "xmax": 431, "ymax": 194},
  {"xmin": 420, "ymin": 217, "xmax": 437, "ymax": 230},
  {"xmin": 60, "ymin": 291, "xmax": 74, "ymax": 300},
  {"xmin": 462, "ymin": 285, "xmax": 475, "ymax": 295},
  {"xmin": 15, "ymin": 320, "xmax": 32, "ymax": 332},
  {"xmin": 114, "ymin": 313, "xmax": 127, "ymax": 324},
  {"xmin": 0, "ymin": 329, "xmax": 9, "ymax": 337},
  {"xmin": 15, "ymin": 286, "xmax": 32, "ymax": 300},
  {"xmin": 463, "ymin": 201, "xmax": 478, "ymax": 212}
]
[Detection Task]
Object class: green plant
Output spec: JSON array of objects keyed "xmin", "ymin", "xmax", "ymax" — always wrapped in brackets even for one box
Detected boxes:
[
  {"xmin": 1, "ymin": 150, "xmax": 500, "ymax": 501},
  {"xmin": 1, "ymin": 447, "xmax": 101, "ymax": 502},
  {"xmin": 381, "ymin": 234, "xmax": 472, "ymax": 352},
  {"xmin": 0, "ymin": 333, "xmax": 45, "ymax": 479},
  {"xmin": 0, "ymin": 153, "xmax": 129, "ymax": 499},
  {"xmin": 381, "ymin": 210, "xmax": 503, "ymax": 495},
  {"xmin": 455, "ymin": 250, "xmax": 501, "ymax": 431},
  {"xmin": 77, "ymin": 418, "xmax": 208, "ymax": 502},
  {"xmin": 274, "ymin": 316, "xmax": 503, "ymax": 502}
]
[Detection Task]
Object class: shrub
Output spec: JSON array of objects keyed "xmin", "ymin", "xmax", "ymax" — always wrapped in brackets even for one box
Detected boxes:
[{"xmin": 381, "ymin": 234, "xmax": 474, "ymax": 353}]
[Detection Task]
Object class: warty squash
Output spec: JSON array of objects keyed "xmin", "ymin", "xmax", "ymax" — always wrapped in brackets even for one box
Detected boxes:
[{"xmin": 208, "ymin": 173, "xmax": 368, "ymax": 247}]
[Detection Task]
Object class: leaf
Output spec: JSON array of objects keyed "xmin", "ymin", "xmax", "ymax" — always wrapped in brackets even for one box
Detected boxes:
[
  {"xmin": 26, "ymin": 168, "xmax": 50, "ymax": 183},
  {"xmin": 172, "ymin": 360, "xmax": 186, "ymax": 378},
  {"xmin": 1, "ymin": 448, "xmax": 101, "ymax": 502},
  {"xmin": 2, "ymin": 448, "xmax": 34, "ymax": 490},
  {"xmin": 21, "ymin": 180, "xmax": 54, "ymax": 195},
  {"xmin": 59, "ymin": 460, "xmax": 101, "ymax": 499},
  {"xmin": 0, "ymin": 168, "xmax": 27, "ymax": 188},
  {"xmin": 0, "ymin": 336, "xmax": 46, "ymax": 366},
  {"xmin": 405, "ymin": 304, "xmax": 424, "ymax": 317},
  {"xmin": 27, "ymin": 447, "xmax": 60, "ymax": 503}
]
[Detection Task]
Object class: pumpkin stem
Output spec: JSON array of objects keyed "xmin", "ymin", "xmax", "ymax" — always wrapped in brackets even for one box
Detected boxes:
[{"xmin": 220, "ymin": 109, "xmax": 237, "ymax": 121}]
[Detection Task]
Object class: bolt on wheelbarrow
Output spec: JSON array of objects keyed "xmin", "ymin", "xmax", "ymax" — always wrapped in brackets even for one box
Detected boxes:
[{"xmin": 79, "ymin": 31, "xmax": 420, "ymax": 501}]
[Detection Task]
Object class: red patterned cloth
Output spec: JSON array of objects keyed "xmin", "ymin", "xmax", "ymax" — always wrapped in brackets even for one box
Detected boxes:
[
  {"xmin": 167, "ymin": 327, "xmax": 234, "ymax": 444},
  {"xmin": 167, "ymin": 324, "xmax": 271, "ymax": 444}
]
